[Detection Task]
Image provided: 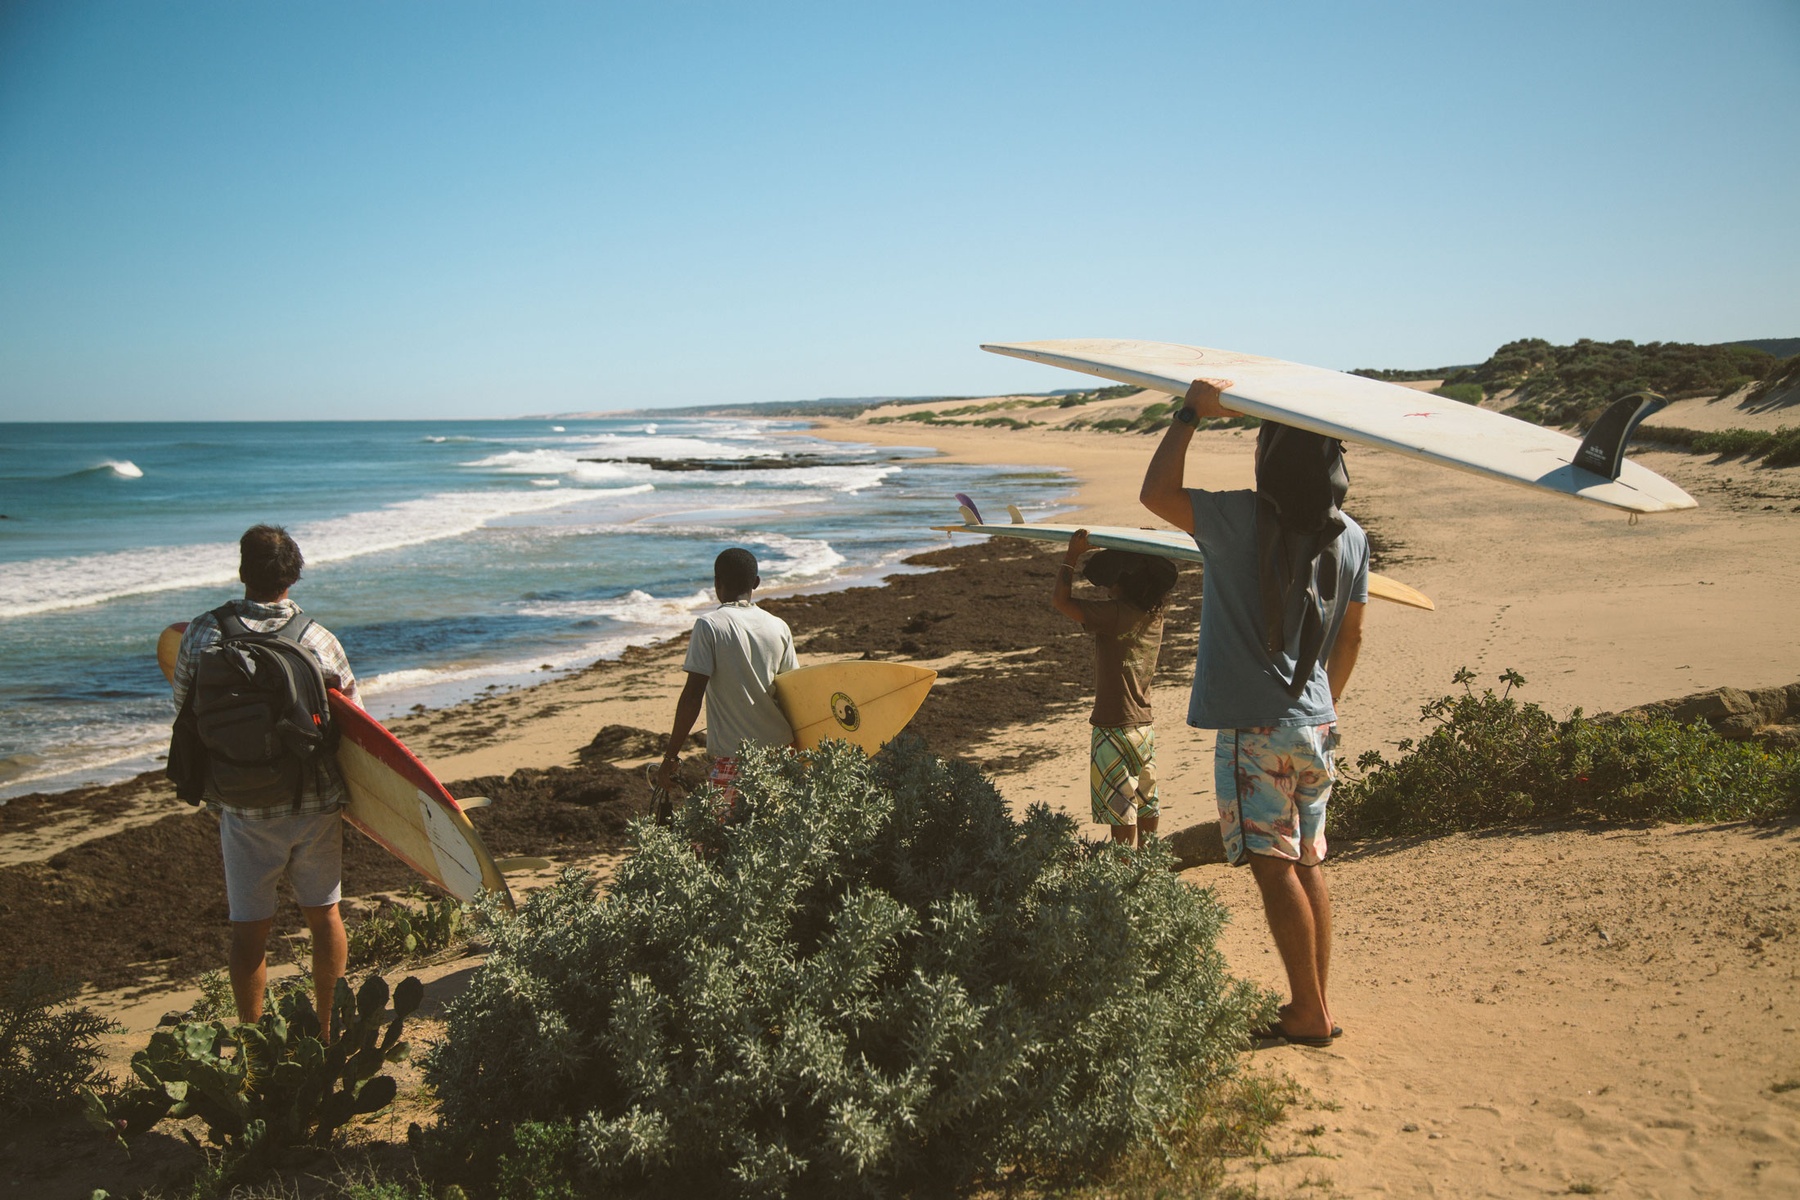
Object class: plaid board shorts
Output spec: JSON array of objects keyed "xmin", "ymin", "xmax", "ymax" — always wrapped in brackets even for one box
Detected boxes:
[
  {"xmin": 1214, "ymin": 724, "xmax": 1337, "ymax": 867},
  {"xmin": 1090, "ymin": 725, "xmax": 1160, "ymax": 826}
]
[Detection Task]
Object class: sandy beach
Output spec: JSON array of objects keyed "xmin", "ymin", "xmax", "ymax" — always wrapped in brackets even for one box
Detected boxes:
[{"xmin": 4, "ymin": 398, "xmax": 1799, "ymax": 1198}]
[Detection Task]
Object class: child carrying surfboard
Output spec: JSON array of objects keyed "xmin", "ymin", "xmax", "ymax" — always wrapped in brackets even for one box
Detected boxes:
[{"xmin": 1050, "ymin": 529, "xmax": 1178, "ymax": 848}]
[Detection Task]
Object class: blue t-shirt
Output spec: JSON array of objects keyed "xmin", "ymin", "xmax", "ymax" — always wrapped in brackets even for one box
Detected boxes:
[{"xmin": 1185, "ymin": 489, "xmax": 1370, "ymax": 730}]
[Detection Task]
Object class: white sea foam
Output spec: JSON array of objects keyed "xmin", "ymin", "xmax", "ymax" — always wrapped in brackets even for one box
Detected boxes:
[
  {"xmin": 61, "ymin": 460, "xmax": 144, "ymax": 479},
  {"xmin": 515, "ymin": 588, "xmax": 714, "ymax": 622},
  {"xmin": 754, "ymin": 531, "xmax": 846, "ymax": 580},
  {"xmin": 358, "ymin": 589, "xmax": 715, "ymax": 703},
  {"xmin": 770, "ymin": 464, "xmax": 899, "ymax": 493},
  {"xmin": 0, "ymin": 486, "xmax": 652, "ymax": 619},
  {"xmin": 563, "ymin": 432, "xmax": 781, "ymax": 461},
  {"xmin": 551, "ymin": 425, "xmax": 565, "ymax": 432},
  {"xmin": 0, "ymin": 716, "xmax": 170, "ymax": 799},
  {"xmin": 462, "ymin": 449, "xmax": 651, "ymax": 482}
]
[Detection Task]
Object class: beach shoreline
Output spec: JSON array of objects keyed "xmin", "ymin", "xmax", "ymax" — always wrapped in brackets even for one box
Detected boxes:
[{"xmin": 4, "ymin": 410, "xmax": 1799, "ymax": 1198}]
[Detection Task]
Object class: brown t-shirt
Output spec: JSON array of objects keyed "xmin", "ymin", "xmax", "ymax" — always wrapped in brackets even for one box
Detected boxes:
[{"xmin": 1076, "ymin": 598, "xmax": 1164, "ymax": 727}]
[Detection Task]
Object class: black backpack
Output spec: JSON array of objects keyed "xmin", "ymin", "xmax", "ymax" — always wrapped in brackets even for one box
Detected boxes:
[{"xmin": 170, "ymin": 607, "xmax": 341, "ymax": 809}]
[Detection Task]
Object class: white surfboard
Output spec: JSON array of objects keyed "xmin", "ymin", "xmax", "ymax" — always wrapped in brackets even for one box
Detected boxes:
[
  {"xmin": 981, "ymin": 339, "xmax": 1697, "ymax": 514},
  {"xmin": 936, "ymin": 502, "xmax": 1434, "ymax": 610}
]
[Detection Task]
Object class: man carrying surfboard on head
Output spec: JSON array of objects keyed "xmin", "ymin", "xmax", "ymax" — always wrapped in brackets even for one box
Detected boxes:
[
  {"xmin": 169, "ymin": 524, "xmax": 360, "ymax": 1034},
  {"xmin": 654, "ymin": 547, "xmax": 798, "ymax": 813},
  {"xmin": 1140, "ymin": 379, "xmax": 1368, "ymax": 1049}
]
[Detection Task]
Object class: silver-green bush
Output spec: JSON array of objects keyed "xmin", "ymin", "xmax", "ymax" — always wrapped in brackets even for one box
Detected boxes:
[{"xmin": 427, "ymin": 738, "xmax": 1265, "ymax": 1197}]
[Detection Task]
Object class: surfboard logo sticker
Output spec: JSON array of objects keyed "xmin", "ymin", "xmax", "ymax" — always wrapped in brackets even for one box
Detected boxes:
[{"xmin": 829, "ymin": 692, "xmax": 862, "ymax": 732}]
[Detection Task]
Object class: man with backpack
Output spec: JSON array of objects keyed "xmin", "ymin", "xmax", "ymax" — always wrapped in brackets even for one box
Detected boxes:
[{"xmin": 169, "ymin": 524, "xmax": 360, "ymax": 1030}]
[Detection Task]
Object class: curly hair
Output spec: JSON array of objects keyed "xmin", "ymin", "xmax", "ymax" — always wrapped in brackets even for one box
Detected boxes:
[{"xmin": 1082, "ymin": 550, "xmax": 1178, "ymax": 615}]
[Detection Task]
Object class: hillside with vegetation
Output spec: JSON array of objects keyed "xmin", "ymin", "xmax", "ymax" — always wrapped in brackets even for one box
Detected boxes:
[{"xmin": 1355, "ymin": 337, "xmax": 1796, "ymax": 428}]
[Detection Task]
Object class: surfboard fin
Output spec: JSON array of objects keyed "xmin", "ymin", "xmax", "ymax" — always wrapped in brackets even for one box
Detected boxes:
[
  {"xmin": 494, "ymin": 856, "xmax": 552, "ymax": 873},
  {"xmin": 954, "ymin": 492, "xmax": 984, "ymax": 525},
  {"xmin": 457, "ymin": 796, "xmax": 493, "ymax": 809},
  {"xmin": 1007, "ymin": 504, "xmax": 1024, "ymax": 524},
  {"xmin": 1573, "ymin": 392, "xmax": 1666, "ymax": 481}
]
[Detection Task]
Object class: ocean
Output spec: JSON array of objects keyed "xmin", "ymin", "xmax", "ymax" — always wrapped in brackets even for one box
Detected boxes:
[{"xmin": 0, "ymin": 418, "xmax": 1070, "ymax": 800}]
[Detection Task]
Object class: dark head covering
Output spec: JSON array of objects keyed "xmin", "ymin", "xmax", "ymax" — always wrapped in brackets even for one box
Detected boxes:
[
  {"xmin": 1083, "ymin": 549, "xmax": 1179, "ymax": 612},
  {"xmin": 1253, "ymin": 423, "xmax": 1350, "ymax": 697}
]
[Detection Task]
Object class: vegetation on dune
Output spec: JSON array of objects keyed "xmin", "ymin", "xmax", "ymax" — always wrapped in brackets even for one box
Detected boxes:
[
  {"xmin": 1748, "ymin": 353, "xmax": 1800, "ymax": 403},
  {"xmin": 1356, "ymin": 339, "xmax": 1794, "ymax": 429},
  {"xmin": 0, "ymin": 969, "xmax": 116, "ymax": 1117},
  {"xmin": 1334, "ymin": 669, "xmax": 1800, "ymax": 840},
  {"xmin": 1055, "ymin": 383, "xmax": 1141, "ymax": 407},
  {"xmin": 1431, "ymin": 381, "xmax": 1484, "ymax": 405},
  {"xmin": 1635, "ymin": 423, "xmax": 1800, "ymax": 468},
  {"xmin": 424, "ymin": 738, "xmax": 1271, "ymax": 1198}
]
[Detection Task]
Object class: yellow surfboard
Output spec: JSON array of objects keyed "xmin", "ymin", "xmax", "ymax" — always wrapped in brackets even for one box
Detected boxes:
[{"xmin": 772, "ymin": 661, "xmax": 937, "ymax": 754}]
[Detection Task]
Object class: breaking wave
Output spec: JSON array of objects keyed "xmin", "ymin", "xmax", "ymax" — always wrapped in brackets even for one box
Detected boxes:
[{"xmin": 0, "ymin": 486, "xmax": 648, "ymax": 619}]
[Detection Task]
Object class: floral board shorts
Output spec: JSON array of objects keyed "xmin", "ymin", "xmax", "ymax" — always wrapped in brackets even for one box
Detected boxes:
[
  {"xmin": 1091, "ymin": 725, "xmax": 1160, "ymax": 826},
  {"xmin": 1213, "ymin": 724, "xmax": 1337, "ymax": 867}
]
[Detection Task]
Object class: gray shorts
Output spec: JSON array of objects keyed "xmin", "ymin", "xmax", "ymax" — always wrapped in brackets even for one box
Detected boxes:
[{"xmin": 218, "ymin": 809, "xmax": 343, "ymax": 922}]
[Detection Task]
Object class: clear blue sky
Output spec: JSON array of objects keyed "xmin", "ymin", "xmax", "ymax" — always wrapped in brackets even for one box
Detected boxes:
[{"xmin": 2, "ymin": 0, "xmax": 1796, "ymax": 419}]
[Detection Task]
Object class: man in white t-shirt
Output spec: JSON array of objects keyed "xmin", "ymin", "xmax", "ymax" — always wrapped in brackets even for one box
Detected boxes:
[{"xmin": 654, "ymin": 548, "xmax": 797, "ymax": 808}]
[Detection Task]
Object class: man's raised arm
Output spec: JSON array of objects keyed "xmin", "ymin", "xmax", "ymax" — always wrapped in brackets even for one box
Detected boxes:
[{"xmin": 1139, "ymin": 377, "xmax": 1237, "ymax": 531}]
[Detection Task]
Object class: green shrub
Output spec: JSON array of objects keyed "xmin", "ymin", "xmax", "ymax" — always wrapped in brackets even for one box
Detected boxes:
[
  {"xmin": 1334, "ymin": 669, "xmax": 1800, "ymax": 839},
  {"xmin": 0, "ymin": 970, "xmax": 117, "ymax": 1116},
  {"xmin": 1762, "ymin": 427, "xmax": 1800, "ymax": 468},
  {"xmin": 1432, "ymin": 382, "xmax": 1484, "ymax": 405},
  {"xmin": 1633, "ymin": 424, "xmax": 1800, "ymax": 467},
  {"xmin": 84, "ymin": 973, "xmax": 421, "ymax": 1170},
  {"xmin": 1057, "ymin": 384, "xmax": 1138, "ymax": 407},
  {"xmin": 426, "ymin": 738, "xmax": 1267, "ymax": 1197},
  {"xmin": 348, "ymin": 897, "xmax": 469, "ymax": 969}
]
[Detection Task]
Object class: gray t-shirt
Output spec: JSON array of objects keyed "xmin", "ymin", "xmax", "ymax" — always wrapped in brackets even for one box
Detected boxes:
[
  {"xmin": 683, "ymin": 601, "xmax": 798, "ymax": 757},
  {"xmin": 1185, "ymin": 489, "xmax": 1370, "ymax": 730}
]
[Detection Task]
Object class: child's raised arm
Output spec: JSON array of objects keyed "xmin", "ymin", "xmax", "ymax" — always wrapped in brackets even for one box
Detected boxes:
[{"xmin": 1051, "ymin": 528, "xmax": 1091, "ymax": 625}]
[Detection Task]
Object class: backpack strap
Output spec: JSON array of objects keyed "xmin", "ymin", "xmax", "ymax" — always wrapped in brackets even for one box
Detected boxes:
[
  {"xmin": 212, "ymin": 604, "xmax": 250, "ymax": 642},
  {"xmin": 273, "ymin": 612, "xmax": 314, "ymax": 646},
  {"xmin": 211, "ymin": 604, "xmax": 313, "ymax": 646}
]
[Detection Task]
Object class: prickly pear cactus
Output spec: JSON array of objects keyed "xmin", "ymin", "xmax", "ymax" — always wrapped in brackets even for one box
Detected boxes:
[{"xmin": 83, "ymin": 972, "xmax": 422, "ymax": 1159}]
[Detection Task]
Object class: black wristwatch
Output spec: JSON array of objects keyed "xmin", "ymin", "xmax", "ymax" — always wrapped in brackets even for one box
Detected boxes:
[{"xmin": 1174, "ymin": 405, "xmax": 1199, "ymax": 426}]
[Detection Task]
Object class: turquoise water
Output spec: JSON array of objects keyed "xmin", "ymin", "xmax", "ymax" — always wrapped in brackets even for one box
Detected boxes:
[{"xmin": 0, "ymin": 418, "xmax": 1070, "ymax": 798}]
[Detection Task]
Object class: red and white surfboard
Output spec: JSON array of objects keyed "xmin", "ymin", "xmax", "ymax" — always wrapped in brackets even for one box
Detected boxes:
[{"xmin": 157, "ymin": 622, "xmax": 513, "ymax": 908}]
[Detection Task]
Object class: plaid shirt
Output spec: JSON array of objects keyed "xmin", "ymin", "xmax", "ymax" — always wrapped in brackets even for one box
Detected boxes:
[{"xmin": 173, "ymin": 597, "xmax": 360, "ymax": 819}]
